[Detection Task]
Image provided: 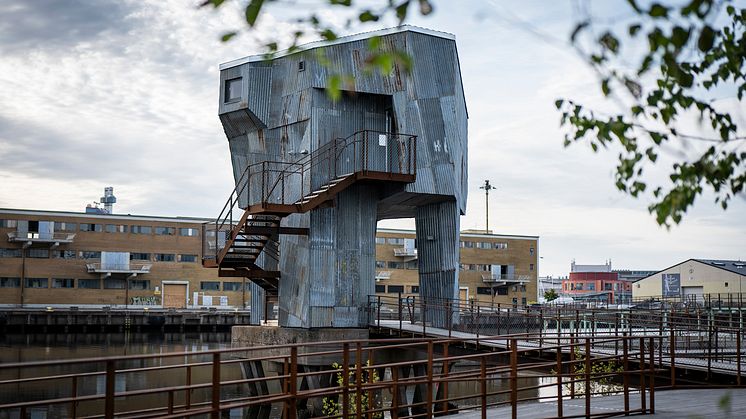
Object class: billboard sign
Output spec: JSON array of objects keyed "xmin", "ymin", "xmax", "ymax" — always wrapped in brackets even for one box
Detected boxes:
[{"xmin": 662, "ymin": 273, "xmax": 681, "ymax": 297}]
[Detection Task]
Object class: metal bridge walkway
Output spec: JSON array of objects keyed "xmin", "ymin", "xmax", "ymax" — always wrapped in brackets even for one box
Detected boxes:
[{"xmin": 372, "ymin": 319, "xmax": 746, "ymax": 378}]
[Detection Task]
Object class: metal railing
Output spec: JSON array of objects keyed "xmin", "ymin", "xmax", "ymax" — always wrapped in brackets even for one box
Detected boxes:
[
  {"xmin": 207, "ymin": 130, "xmax": 417, "ymax": 264},
  {"xmin": 85, "ymin": 262, "xmax": 152, "ymax": 273},
  {"xmin": 368, "ymin": 294, "xmax": 746, "ymax": 379},
  {"xmin": 0, "ymin": 333, "xmax": 672, "ymax": 419},
  {"xmin": 7, "ymin": 231, "xmax": 76, "ymax": 242}
]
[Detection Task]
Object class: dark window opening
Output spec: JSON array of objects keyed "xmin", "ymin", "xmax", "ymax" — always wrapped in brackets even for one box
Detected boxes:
[{"xmin": 224, "ymin": 78, "xmax": 242, "ymax": 102}]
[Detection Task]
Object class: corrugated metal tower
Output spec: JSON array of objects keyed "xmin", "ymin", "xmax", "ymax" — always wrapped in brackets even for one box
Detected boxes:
[{"xmin": 204, "ymin": 26, "xmax": 468, "ymax": 328}]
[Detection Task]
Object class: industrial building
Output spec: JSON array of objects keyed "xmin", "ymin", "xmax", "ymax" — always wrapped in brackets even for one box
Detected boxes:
[
  {"xmin": 375, "ymin": 229, "xmax": 538, "ymax": 306},
  {"xmin": 633, "ymin": 258, "xmax": 746, "ymax": 301},
  {"xmin": 0, "ymin": 208, "xmax": 538, "ymax": 309}
]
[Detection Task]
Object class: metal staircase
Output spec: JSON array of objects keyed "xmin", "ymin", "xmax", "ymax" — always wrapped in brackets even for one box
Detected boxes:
[{"xmin": 202, "ymin": 130, "xmax": 417, "ymax": 308}]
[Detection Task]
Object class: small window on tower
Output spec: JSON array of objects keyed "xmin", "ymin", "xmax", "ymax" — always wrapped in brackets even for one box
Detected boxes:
[{"xmin": 224, "ymin": 78, "xmax": 242, "ymax": 103}]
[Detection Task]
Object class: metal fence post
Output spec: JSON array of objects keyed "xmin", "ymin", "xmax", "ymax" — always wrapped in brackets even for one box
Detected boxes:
[
  {"xmin": 623, "ymin": 335, "xmax": 629, "ymax": 414},
  {"xmin": 738, "ymin": 330, "xmax": 742, "ymax": 386},
  {"xmin": 355, "ymin": 343, "xmax": 362, "ymax": 418},
  {"xmin": 398, "ymin": 292, "xmax": 403, "ymax": 332},
  {"xmin": 556, "ymin": 339, "xmax": 563, "ymax": 418},
  {"xmin": 511, "ymin": 338, "xmax": 518, "ymax": 419},
  {"xmin": 442, "ymin": 342, "xmax": 450, "ymax": 415},
  {"xmin": 649, "ymin": 337, "xmax": 655, "ymax": 414},
  {"xmin": 585, "ymin": 339, "xmax": 591, "ymax": 419},
  {"xmin": 427, "ymin": 341, "xmax": 434, "ymax": 419},
  {"xmin": 105, "ymin": 360, "xmax": 115, "ymax": 419},
  {"xmin": 343, "ymin": 343, "xmax": 350, "ymax": 418},
  {"xmin": 669, "ymin": 327, "xmax": 676, "ymax": 387},
  {"xmin": 211, "ymin": 353, "xmax": 221, "ymax": 419},
  {"xmin": 481, "ymin": 355, "xmax": 487, "ymax": 419},
  {"xmin": 639, "ymin": 338, "xmax": 646, "ymax": 413}
]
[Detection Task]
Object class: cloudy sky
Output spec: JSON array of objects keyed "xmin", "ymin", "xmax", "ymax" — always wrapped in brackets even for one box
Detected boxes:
[{"xmin": 0, "ymin": 0, "xmax": 743, "ymax": 276}]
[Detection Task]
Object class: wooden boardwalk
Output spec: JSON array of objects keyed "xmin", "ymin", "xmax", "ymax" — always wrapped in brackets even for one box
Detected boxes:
[{"xmin": 457, "ymin": 388, "xmax": 746, "ymax": 418}]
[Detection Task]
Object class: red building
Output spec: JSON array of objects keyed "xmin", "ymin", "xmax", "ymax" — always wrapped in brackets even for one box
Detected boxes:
[{"xmin": 561, "ymin": 261, "xmax": 633, "ymax": 304}]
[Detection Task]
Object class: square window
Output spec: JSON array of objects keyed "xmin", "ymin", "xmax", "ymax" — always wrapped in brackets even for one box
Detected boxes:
[
  {"xmin": 201, "ymin": 281, "xmax": 220, "ymax": 291},
  {"xmin": 79, "ymin": 279, "xmax": 100, "ymax": 289},
  {"xmin": 53, "ymin": 278, "xmax": 75, "ymax": 288},
  {"xmin": 0, "ymin": 277, "xmax": 20, "ymax": 288},
  {"xmin": 25, "ymin": 278, "xmax": 48, "ymax": 288},
  {"xmin": 224, "ymin": 78, "xmax": 242, "ymax": 102},
  {"xmin": 223, "ymin": 282, "xmax": 242, "ymax": 291}
]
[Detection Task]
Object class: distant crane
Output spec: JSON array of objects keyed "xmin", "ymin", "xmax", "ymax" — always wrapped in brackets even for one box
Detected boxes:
[{"xmin": 479, "ymin": 180, "xmax": 495, "ymax": 232}]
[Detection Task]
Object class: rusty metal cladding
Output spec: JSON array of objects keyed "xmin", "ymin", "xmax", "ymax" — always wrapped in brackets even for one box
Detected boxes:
[{"xmin": 218, "ymin": 26, "xmax": 467, "ymax": 328}]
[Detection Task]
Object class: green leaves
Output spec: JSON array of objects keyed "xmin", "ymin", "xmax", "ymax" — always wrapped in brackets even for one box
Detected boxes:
[
  {"xmin": 561, "ymin": 0, "xmax": 746, "ymax": 226},
  {"xmin": 244, "ymin": 0, "xmax": 264, "ymax": 27}
]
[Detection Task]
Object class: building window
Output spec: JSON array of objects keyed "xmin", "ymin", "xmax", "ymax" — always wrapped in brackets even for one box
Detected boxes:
[
  {"xmin": 80, "ymin": 223, "xmax": 103, "ymax": 232},
  {"xmin": 529, "ymin": 263, "xmax": 534, "ymax": 271},
  {"xmin": 375, "ymin": 261, "xmax": 386, "ymax": 268},
  {"xmin": 406, "ymin": 261, "xmax": 418, "ymax": 270},
  {"xmin": 104, "ymin": 279, "xmax": 126, "ymax": 289},
  {"xmin": 477, "ymin": 287, "xmax": 493, "ymax": 295},
  {"xmin": 387, "ymin": 238, "xmax": 404, "ymax": 245},
  {"xmin": 155, "ymin": 253, "xmax": 175, "ymax": 262},
  {"xmin": 201, "ymin": 281, "xmax": 220, "ymax": 291},
  {"xmin": 155, "ymin": 227, "xmax": 175, "ymax": 236},
  {"xmin": 0, "ymin": 248, "xmax": 22, "ymax": 258},
  {"xmin": 179, "ymin": 254, "xmax": 197, "ymax": 262},
  {"xmin": 0, "ymin": 277, "xmax": 20, "ymax": 288},
  {"xmin": 493, "ymin": 242, "xmax": 508, "ymax": 249},
  {"xmin": 27, "ymin": 249, "xmax": 49, "ymax": 259},
  {"xmin": 387, "ymin": 285, "xmax": 404, "ymax": 293},
  {"xmin": 496, "ymin": 286, "xmax": 509, "ymax": 295},
  {"xmin": 223, "ymin": 282, "xmax": 242, "ymax": 291},
  {"xmin": 105, "ymin": 224, "xmax": 127, "ymax": 233},
  {"xmin": 588, "ymin": 283, "xmax": 595, "ymax": 291},
  {"xmin": 53, "ymin": 250, "xmax": 76, "ymax": 259},
  {"xmin": 375, "ymin": 285, "xmax": 386, "ymax": 293},
  {"xmin": 387, "ymin": 261, "xmax": 405, "ymax": 269},
  {"xmin": 0, "ymin": 219, "xmax": 18, "ymax": 228},
  {"xmin": 25, "ymin": 278, "xmax": 48, "ymax": 288},
  {"xmin": 54, "ymin": 222, "xmax": 77, "ymax": 232},
  {"xmin": 79, "ymin": 279, "xmax": 101, "ymax": 289},
  {"xmin": 129, "ymin": 280, "xmax": 150, "ymax": 290},
  {"xmin": 130, "ymin": 253, "xmax": 151, "ymax": 261},
  {"xmin": 52, "ymin": 278, "xmax": 75, "ymax": 288},
  {"xmin": 80, "ymin": 251, "xmax": 101, "ymax": 259},
  {"xmin": 575, "ymin": 283, "xmax": 583, "ymax": 290},
  {"xmin": 375, "ymin": 237, "xmax": 386, "ymax": 244},
  {"xmin": 131, "ymin": 225, "xmax": 152, "ymax": 234},
  {"xmin": 179, "ymin": 228, "xmax": 199, "ymax": 237},
  {"xmin": 604, "ymin": 283, "xmax": 613, "ymax": 291},
  {"xmin": 410, "ymin": 285, "xmax": 419, "ymax": 294},
  {"xmin": 521, "ymin": 297, "xmax": 527, "ymax": 305},
  {"xmin": 725, "ymin": 282, "xmax": 729, "ymax": 287},
  {"xmin": 224, "ymin": 77, "xmax": 242, "ymax": 102}
]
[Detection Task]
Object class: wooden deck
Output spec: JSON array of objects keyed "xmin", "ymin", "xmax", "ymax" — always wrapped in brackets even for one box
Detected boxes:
[{"xmin": 457, "ymin": 388, "xmax": 746, "ymax": 418}]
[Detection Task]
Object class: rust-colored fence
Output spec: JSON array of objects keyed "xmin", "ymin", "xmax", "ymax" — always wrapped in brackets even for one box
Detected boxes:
[{"xmin": 0, "ymin": 334, "xmax": 667, "ymax": 419}]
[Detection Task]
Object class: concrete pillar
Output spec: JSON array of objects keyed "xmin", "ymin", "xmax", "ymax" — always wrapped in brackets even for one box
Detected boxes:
[{"xmin": 415, "ymin": 200, "xmax": 460, "ymax": 328}]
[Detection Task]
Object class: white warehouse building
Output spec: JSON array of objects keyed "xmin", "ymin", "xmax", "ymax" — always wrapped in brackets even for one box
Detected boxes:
[{"xmin": 633, "ymin": 259, "xmax": 746, "ymax": 301}]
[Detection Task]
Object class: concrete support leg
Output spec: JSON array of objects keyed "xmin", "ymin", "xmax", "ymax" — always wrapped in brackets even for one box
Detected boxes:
[{"xmin": 415, "ymin": 200, "xmax": 460, "ymax": 328}]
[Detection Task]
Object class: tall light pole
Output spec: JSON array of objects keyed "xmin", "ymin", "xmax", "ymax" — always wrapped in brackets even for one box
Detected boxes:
[{"xmin": 479, "ymin": 180, "xmax": 494, "ymax": 232}]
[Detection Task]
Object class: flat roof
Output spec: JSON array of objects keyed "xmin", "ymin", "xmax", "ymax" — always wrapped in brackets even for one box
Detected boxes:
[
  {"xmin": 220, "ymin": 25, "xmax": 456, "ymax": 70},
  {"xmin": 377, "ymin": 228, "xmax": 539, "ymax": 240},
  {"xmin": 0, "ymin": 208, "xmax": 212, "ymax": 224}
]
